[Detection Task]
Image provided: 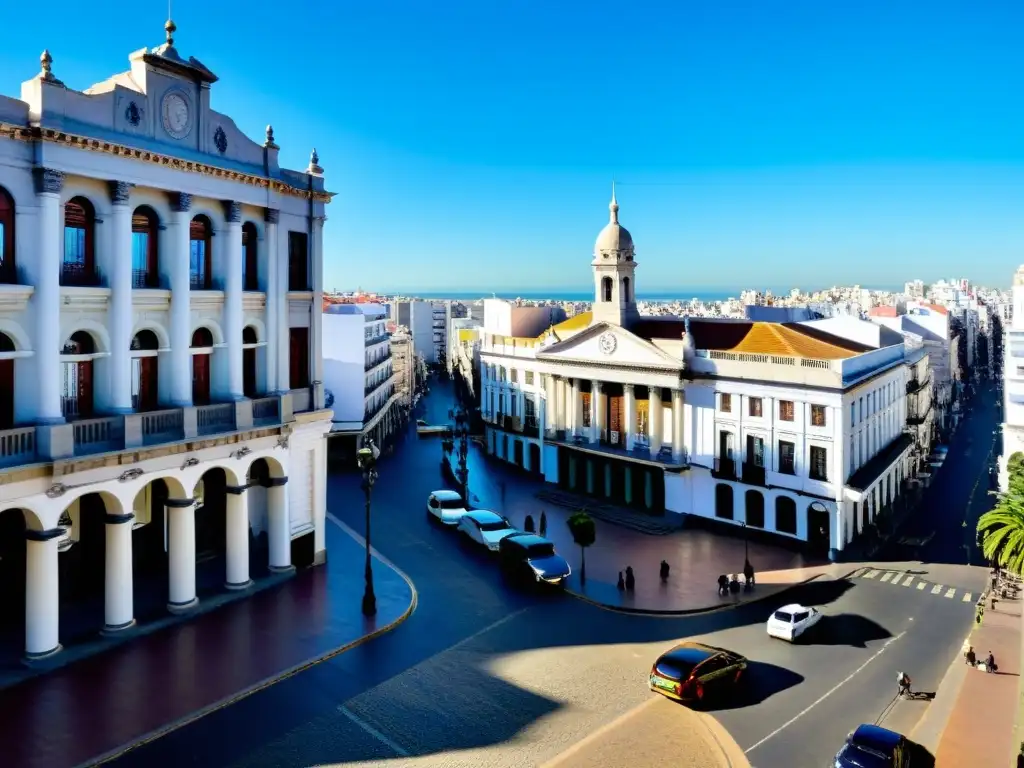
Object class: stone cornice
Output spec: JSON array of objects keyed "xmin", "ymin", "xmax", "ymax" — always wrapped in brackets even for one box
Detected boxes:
[{"xmin": 0, "ymin": 123, "xmax": 334, "ymax": 204}]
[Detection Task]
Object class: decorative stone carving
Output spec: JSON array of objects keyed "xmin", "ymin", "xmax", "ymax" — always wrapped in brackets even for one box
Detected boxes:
[
  {"xmin": 276, "ymin": 435, "xmax": 289, "ymax": 449},
  {"xmin": 181, "ymin": 456, "xmax": 200, "ymax": 470},
  {"xmin": 264, "ymin": 125, "xmax": 278, "ymax": 149},
  {"xmin": 232, "ymin": 446, "xmax": 252, "ymax": 459},
  {"xmin": 33, "ymin": 167, "xmax": 64, "ymax": 195},
  {"xmin": 39, "ymin": 50, "xmax": 64, "ymax": 86},
  {"xmin": 223, "ymin": 200, "xmax": 242, "ymax": 223},
  {"xmin": 108, "ymin": 181, "xmax": 132, "ymax": 204},
  {"xmin": 169, "ymin": 192, "xmax": 193, "ymax": 213},
  {"xmin": 125, "ymin": 101, "xmax": 142, "ymax": 127},
  {"xmin": 45, "ymin": 483, "xmax": 67, "ymax": 499},
  {"xmin": 307, "ymin": 148, "xmax": 323, "ymax": 175},
  {"xmin": 264, "ymin": 208, "xmax": 280, "ymax": 224},
  {"xmin": 118, "ymin": 468, "xmax": 144, "ymax": 482},
  {"xmin": 214, "ymin": 126, "xmax": 228, "ymax": 154}
]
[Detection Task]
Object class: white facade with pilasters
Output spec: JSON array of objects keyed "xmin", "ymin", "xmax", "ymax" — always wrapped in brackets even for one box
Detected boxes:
[{"xmin": 0, "ymin": 23, "xmax": 333, "ymax": 661}]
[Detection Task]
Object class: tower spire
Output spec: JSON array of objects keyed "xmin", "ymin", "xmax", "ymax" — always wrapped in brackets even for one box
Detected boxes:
[{"xmin": 609, "ymin": 180, "xmax": 619, "ymax": 224}]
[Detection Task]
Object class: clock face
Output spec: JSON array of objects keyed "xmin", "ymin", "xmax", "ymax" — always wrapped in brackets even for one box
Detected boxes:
[
  {"xmin": 162, "ymin": 92, "xmax": 191, "ymax": 139},
  {"xmin": 599, "ymin": 332, "xmax": 617, "ymax": 355}
]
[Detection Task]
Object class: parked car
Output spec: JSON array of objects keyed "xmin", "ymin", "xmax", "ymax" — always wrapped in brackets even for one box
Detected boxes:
[
  {"xmin": 648, "ymin": 642, "xmax": 747, "ymax": 705},
  {"xmin": 426, "ymin": 490, "xmax": 470, "ymax": 525},
  {"xmin": 457, "ymin": 510, "xmax": 518, "ymax": 551},
  {"xmin": 498, "ymin": 533, "xmax": 571, "ymax": 587},
  {"xmin": 834, "ymin": 724, "xmax": 913, "ymax": 767},
  {"xmin": 416, "ymin": 420, "xmax": 449, "ymax": 436},
  {"xmin": 766, "ymin": 603, "xmax": 823, "ymax": 642}
]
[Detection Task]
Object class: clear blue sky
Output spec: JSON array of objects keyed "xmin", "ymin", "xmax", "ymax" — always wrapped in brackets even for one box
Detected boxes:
[{"xmin": 4, "ymin": 1, "xmax": 1024, "ymax": 294}]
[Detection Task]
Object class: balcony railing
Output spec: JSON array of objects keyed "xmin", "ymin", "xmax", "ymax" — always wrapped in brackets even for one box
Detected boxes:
[
  {"xmin": 365, "ymin": 351, "xmax": 391, "ymax": 372},
  {"xmin": 777, "ymin": 459, "xmax": 796, "ymax": 476},
  {"xmin": 365, "ymin": 334, "xmax": 390, "ymax": 347},
  {"xmin": 61, "ymin": 262, "xmax": 101, "ymax": 287},
  {"xmin": 741, "ymin": 461, "xmax": 766, "ymax": 485},
  {"xmin": 364, "ymin": 391, "xmax": 395, "ymax": 423},
  {"xmin": 712, "ymin": 457, "xmax": 736, "ymax": 478},
  {"xmin": 0, "ymin": 426, "xmax": 36, "ymax": 467},
  {"xmin": 132, "ymin": 269, "xmax": 160, "ymax": 289},
  {"xmin": 907, "ymin": 376, "xmax": 931, "ymax": 395}
]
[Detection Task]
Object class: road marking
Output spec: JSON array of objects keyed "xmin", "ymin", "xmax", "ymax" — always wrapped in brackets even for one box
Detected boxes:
[
  {"xmin": 931, "ymin": 584, "xmax": 943, "ymax": 595},
  {"xmin": 880, "ymin": 572, "xmax": 894, "ymax": 583},
  {"xmin": 864, "ymin": 569, "xmax": 880, "ymax": 579},
  {"xmin": 917, "ymin": 582, "xmax": 927, "ymax": 591},
  {"xmin": 337, "ymin": 705, "xmax": 410, "ymax": 757},
  {"xmin": 963, "ymin": 592, "xmax": 973, "ymax": 603},
  {"xmin": 745, "ymin": 631, "xmax": 907, "ymax": 755},
  {"xmin": 902, "ymin": 576, "xmax": 914, "ymax": 587},
  {"xmin": 945, "ymin": 588, "xmax": 956, "ymax": 599}
]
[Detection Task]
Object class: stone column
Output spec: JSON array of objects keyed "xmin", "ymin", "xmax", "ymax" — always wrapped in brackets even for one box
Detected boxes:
[
  {"xmin": 649, "ymin": 387, "xmax": 662, "ymax": 452},
  {"xmin": 591, "ymin": 381, "xmax": 602, "ymax": 443},
  {"xmin": 544, "ymin": 375, "xmax": 555, "ymax": 433},
  {"xmin": 103, "ymin": 512, "xmax": 135, "ymax": 633},
  {"xmin": 568, "ymin": 378, "xmax": 578, "ymax": 436},
  {"xmin": 671, "ymin": 389, "xmax": 685, "ymax": 462},
  {"xmin": 574, "ymin": 379, "xmax": 585, "ymax": 438},
  {"xmin": 624, "ymin": 383, "xmax": 636, "ymax": 450},
  {"xmin": 24, "ymin": 528, "xmax": 62, "ymax": 659},
  {"xmin": 264, "ymin": 208, "xmax": 284, "ymax": 392},
  {"xmin": 168, "ymin": 193, "xmax": 194, "ymax": 406},
  {"xmin": 267, "ymin": 478, "xmax": 294, "ymax": 572},
  {"xmin": 310, "ymin": 216, "xmax": 326, "ymax": 408},
  {"xmin": 223, "ymin": 201, "xmax": 245, "ymax": 400},
  {"xmin": 552, "ymin": 377, "xmax": 562, "ymax": 431},
  {"xmin": 225, "ymin": 486, "xmax": 253, "ymax": 589},
  {"xmin": 166, "ymin": 499, "xmax": 198, "ymax": 613},
  {"xmin": 538, "ymin": 392, "xmax": 546, "ymax": 442},
  {"xmin": 109, "ymin": 181, "xmax": 134, "ymax": 412},
  {"xmin": 33, "ymin": 169, "xmax": 65, "ymax": 422}
]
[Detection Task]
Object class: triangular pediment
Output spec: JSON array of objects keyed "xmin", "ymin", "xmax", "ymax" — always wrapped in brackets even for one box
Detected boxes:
[{"xmin": 538, "ymin": 322, "xmax": 681, "ymax": 369}]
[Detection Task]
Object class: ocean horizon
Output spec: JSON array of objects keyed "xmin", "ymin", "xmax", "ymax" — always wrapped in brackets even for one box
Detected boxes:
[{"xmin": 373, "ymin": 290, "xmax": 745, "ymax": 303}]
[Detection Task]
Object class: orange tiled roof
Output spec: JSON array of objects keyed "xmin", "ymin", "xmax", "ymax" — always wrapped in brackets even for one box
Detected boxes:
[
  {"xmin": 924, "ymin": 303, "xmax": 949, "ymax": 315},
  {"xmin": 544, "ymin": 311, "xmax": 592, "ymax": 339},
  {"xmin": 689, "ymin": 320, "xmax": 872, "ymax": 360},
  {"xmin": 869, "ymin": 306, "xmax": 898, "ymax": 317}
]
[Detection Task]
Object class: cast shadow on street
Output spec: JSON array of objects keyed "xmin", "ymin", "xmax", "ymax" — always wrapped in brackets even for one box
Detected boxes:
[
  {"xmin": 908, "ymin": 741, "xmax": 936, "ymax": 767},
  {"xmin": 695, "ymin": 661, "xmax": 804, "ymax": 712},
  {"xmin": 800, "ymin": 613, "xmax": 892, "ymax": 648}
]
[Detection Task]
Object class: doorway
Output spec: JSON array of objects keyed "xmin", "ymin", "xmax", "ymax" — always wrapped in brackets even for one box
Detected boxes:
[{"xmin": 807, "ymin": 502, "xmax": 831, "ymax": 554}]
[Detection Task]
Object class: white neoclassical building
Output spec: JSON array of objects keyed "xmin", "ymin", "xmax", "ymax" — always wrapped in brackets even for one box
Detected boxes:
[
  {"xmin": 479, "ymin": 189, "xmax": 918, "ymax": 559},
  {"xmin": 1000, "ymin": 265, "xmax": 1024, "ymax": 489},
  {"xmin": 0, "ymin": 22, "xmax": 332, "ymax": 661}
]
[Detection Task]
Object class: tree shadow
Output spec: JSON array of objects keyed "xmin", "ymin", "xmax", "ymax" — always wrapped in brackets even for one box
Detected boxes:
[{"xmin": 801, "ymin": 613, "xmax": 892, "ymax": 648}]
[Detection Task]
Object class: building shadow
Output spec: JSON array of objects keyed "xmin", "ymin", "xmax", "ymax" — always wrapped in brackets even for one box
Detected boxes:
[
  {"xmin": 698, "ymin": 661, "xmax": 804, "ymax": 712},
  {"xmin": 802, "ymin": 613, "xmax": 892, "ymax": 648}
]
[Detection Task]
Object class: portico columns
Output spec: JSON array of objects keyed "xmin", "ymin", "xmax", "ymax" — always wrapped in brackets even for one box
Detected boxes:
[
  {"xmin": 591, "ymin": 381, "xmax": 603, "ymax": 443},
  {"xmin": 25, "ymin": 528, "xmax": 62, "ymax": 659},
  {"xmin": 649, "ymin": 387, "xmax": 663, "ymax": 452},
  {"xmin": 103, "ymin": 513, "xmax": 135, "ymax": 633},
  {"xmin": 33, "ymin": 169, "xmax": 64, "ymax": 422},
  {"xmin": 108, "ymin": 182, "xmax": 135, "ymax": 412},
  {"xmin": 572, "ymin": 378, "xmax": 584, "ymax": 438},
  {"xmin": 624, "ymin": 384, "xmax": 636, "ymax": 450},
  {"xmin": 265, "ymin": 208, "xmax": 288, "ymax": 393},
  {"xmin": 544, "ymin": 375, "xmax": 555, "ymax": 433},
  {"xmin": 166, "ymin": 499, "xmax": 199, "ymax": 613},
  {"xmin": 225, "ymin": 486, "xmax": 253, "ymax": 589},
  {"xmin": 168, "ymin": 193, "xmax": 194, "ymax": 406},
  {"xmin": 223, "ymin": 201, "xmax": 245, "ymax": 400},
  {"xmin": 267, "ymin": 478, "xmax": 294, "ymax": 572},
  {"xmin": 671, "ymin": 389, "xmax": 685, "ymax": 462},
  {"xmin": 554, "ymin": 377, "xmax": 564, "ymax": 431}
]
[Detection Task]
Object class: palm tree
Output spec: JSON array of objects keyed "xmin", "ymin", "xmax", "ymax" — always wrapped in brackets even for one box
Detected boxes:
[
  {"xmin": 567, "ymin": 510, "xmax": 596, "ymax": 584},
  {"xmin": 978, "ymin": 471, "xmax": 1024, "ymax": 575}
]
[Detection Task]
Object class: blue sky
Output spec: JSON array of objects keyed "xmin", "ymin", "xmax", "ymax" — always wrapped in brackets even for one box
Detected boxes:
[{"xmin": 4, "ymin": 1, "xmax": 1024, "ymax": 294}]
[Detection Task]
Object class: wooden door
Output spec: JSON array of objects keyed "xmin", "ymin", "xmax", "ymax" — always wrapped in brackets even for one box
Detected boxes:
[
  {"xmin": 138, "ymin": 356, "xmax": 158, "ymax": 411},
  {"xmin": 192, "ymin": 354, "xmax": 210, "ymax": 405},
  {"xmin": 608, "ymin": 395, "xmax": 623, "ymax": 445},
  {"xmin": 0, "ymin": 359, "xmax": 13, "ymax": 428},
  {"xmin": 77, "ymin": 360, "xmax": 93, "ymax": 418}
]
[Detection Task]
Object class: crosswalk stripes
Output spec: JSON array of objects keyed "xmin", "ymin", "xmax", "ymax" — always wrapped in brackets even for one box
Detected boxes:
[
  {"xmin": 945, "ymin": 588, "xmax": 956, "ymax": 599},
  {"xmin": 962, "ymin": 592, "xmax": 973, "ymax": 603},
  {"xmin": 864, "ymin": 569, "xmax": 880, "ymax": 579},
  {"xmin": 917, "ymin": 582, "xmax": 927, "ymax": 591},
  {"xmin": 902, "ymin": 576, "xmax": 914, "ymax": 587},
  {"xmin": 850, "ymin": 569, "xmax": 976, "ymax": 605},
  {"xmin": 931, "ymin": 584, "xmax": 943, "ymax": 595},
  {"xmin": 880, "ymin": 572, "xmax": 894, "ymax": 583}
]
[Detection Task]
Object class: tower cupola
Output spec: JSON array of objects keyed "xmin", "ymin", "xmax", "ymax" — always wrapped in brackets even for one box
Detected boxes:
[{"xmin": 591, "ymin": 183, "xmax": 639, "ymax": 327}]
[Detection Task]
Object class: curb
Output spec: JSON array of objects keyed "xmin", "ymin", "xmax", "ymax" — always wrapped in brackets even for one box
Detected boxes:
[
  {"xmin": 565, "ymin": 568, "xmax": 861, "ymax": 617},
  {"xmin": 81, "ymin": 516, "xmax": 418, "ymax": 768}
]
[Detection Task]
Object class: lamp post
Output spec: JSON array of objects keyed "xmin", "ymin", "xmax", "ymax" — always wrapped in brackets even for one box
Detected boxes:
[
  {"xmin": 357, "ymin": 442, "xmax": 380, "ymax": 616},
  {"xmin": 454, "ymin": 405, "xmax": 470, "ymax": 503},
  {"xmin": 740, "ymin": 520, "xmax": 749, "ymax": 562}
]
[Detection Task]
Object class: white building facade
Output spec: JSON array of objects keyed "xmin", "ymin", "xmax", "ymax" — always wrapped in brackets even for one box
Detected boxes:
[
  {"xmin": 479, "ymin": 192, "xmax": 917, "ymax": 559},
  {"xmin": 1000, "ymin": 266, "xmax": 1024, "ymax": 490},
  {"xmin": 0, "ymin": 25, "xmax": 332, "ymax": 661}
]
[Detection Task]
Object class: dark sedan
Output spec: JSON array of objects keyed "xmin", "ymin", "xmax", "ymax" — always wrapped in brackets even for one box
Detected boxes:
[
  {"xmin": 834, "ymin": 724, "xmax": 913, "ymax": 767},
  {"xmin": 648, "ymin": 641, "xmax": 747, "ymax": 705}
]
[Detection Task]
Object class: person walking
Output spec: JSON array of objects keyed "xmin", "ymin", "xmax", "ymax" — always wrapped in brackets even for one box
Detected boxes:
[{"xmin": 625, "ymin": 566, "xmax": 635, "ymax": 591}]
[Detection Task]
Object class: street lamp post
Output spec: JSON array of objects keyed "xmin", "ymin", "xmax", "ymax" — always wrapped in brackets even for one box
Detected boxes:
[
  {"xmin": 454, "ymin": 406, "xmax": 470, "ymax": 503},
  {"xmin": 740, "ymin": 521, "xmax": 749, "ymax": 563},
  {"xmin": 357, "ymin": 443, "xmax": 380, "ymax": 617}
]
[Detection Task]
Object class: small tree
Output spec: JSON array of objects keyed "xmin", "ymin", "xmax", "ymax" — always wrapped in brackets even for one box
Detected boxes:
[{"xmin": 567, "ymin": 511, "xmax": 596, "ymax": 584}]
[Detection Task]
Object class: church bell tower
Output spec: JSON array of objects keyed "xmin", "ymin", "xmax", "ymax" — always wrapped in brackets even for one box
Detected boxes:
[{"xmin": 591, "ymin": 184, "xmax": 639, "ymax": 327}]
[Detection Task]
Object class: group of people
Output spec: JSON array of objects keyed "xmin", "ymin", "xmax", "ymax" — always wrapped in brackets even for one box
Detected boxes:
[
  {"xmin": 717, "ymin": 561, "xmax": 756, "ymax": 596},
  {"xmin": 964, "ymin": 646, "xmax": 998, "ymax": 673}
]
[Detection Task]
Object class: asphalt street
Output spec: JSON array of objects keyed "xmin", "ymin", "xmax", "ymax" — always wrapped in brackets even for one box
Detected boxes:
[{"xmin": 103, "ymin": 379, "xmax": 984, "ymax": 768}]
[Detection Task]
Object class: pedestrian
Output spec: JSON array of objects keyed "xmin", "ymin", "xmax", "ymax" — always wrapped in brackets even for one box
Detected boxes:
[
  {"xmin": 729, "ymin": 574, "xmax": 741, "ymax": 595},
  {"xmin": 660, "ymin": 560, "xmax": 670, "ymax": 582},
  {"xmin": 625, "ymin": 566, "xmax": 635, "ymax": 591},
  {"xmin": 717, "ymin": 574, "xmax": 729, "ymax": 596},
  {"xmin": 539, "ymin": 510, "xmax": 547, "ymax": 536},
  {"xmin": 617, "ymin": 571, "xmax": 625, "ymax": 591},
  {"xmin": 743, "ymin": 559, "xmax": 755, "ymax": 588},
  {"xmin": 986, "ymin": 651, "xmax": 998, "ymax": 673},
  {"xmin": 965, "ymin": 646, "xmax": 976, "ymax": 666},
  {"xmin": 524, "ymin": 514, "xmax": 535, "ymax": 533}
]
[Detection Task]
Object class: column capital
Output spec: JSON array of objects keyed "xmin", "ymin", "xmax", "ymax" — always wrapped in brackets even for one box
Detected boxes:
[
  {"xmin": 108, "ymin": 181, "xmax": 133, "ymax": 205},
  {"xmin": 267, "ymin": 476, "xmax": 289, "ymax": 487},
  {"xmin": 165, "ymin": 497, "xmax": 195, "ymax": 508},
  {"xmin": 25, "ymin": 528, "xmax": 65, "ymax": 542},
  {"xmin": 104, "ymin": 513, "xmax": 135, "ymax": 525},
  {"xmin": 264, "ymin": 207, "xmax": 280, "ymax": 224},
  {"xmin": 223, "ymin": 200, "xmax": 242, "ymax": 223},
  {"xmin": 226, "ymin": 485, "xmax": 248, "ymax": 495},
  {"xmin": 169, "ymin": 192, "xmax": 193, "ymax": 213},
  {"xmin": 33, "ymin": 167, "xmax": 64, "ymax": 195},
  {"xmin": 624, "ymin": 383, "xmax": 634, "ymax": 392}
]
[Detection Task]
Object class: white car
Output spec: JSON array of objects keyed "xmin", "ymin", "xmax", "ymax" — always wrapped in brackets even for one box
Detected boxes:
[
  {"xmin": 426, "ymin": 490, "xmax": 470, "ymax": 525},
  {"xmin": 457, "ymin": 510, "xmax": 518, "ymax": 551},
  {"xmin": 767, "ymin": 603, "xmax": 823, "ymax": 642}
]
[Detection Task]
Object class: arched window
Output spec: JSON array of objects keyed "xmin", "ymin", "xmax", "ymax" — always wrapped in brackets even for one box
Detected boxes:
[
  {"xmin": 714, "ymin": 483, "xmax": 733, "ymax": 519},
  {"xmin": 775, "ymin": 496, "xmax": 797, "ymax": 535},
  {"xmin": 63, "ymin": 197, "xmax": 97, "ymax": 286},
  {"xmin": 131, "ymin": 330, "xmax": 160, "ymax": 411},
  {"xmin": 132, "ymin": 206, "xmax": 160, "ymax": 288},
  {"xmin": 601, "ymin": 276, "xmax": 612, "ymax": 302},
  {"xmin": 189, "ymin": 215, "xmax": 213, "ymax": 289},
  {"xmin": 61, "ymin": 331, "xmax": 96, "ymax": 419},
  {"xmin": 191, "ymin": 327, "xmax": 214, "ymax": 405},
  {"xmin": 0, "ymin": 186, "xmax": 15, "ymax": 284},
  {"xmin": 243, "ymin": 326, "xmax": 258, "ymax": 397},
  {"xmin": 242, "ymin": 222, "xmax": 258, "ymax": 291},
  {"xmin": 745, "ymin": 490, "xmax": 765, "ymax": 528},
  {"xmin": 0, "ymin": 332, "xmax": 15, "ymax": 428},
  {"xmin": 622, "ymin": 276, "xmax": 631, "ymax": 303}
]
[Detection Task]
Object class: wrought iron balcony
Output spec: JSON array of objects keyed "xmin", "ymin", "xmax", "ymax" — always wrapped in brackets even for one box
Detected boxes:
[
  {"xmin": 712, "ymin": 456, "xmax": 736, "ymax": 478},
  {"xmin": 132, "ymin": 268, "xmax": 161, "ymax": 289},
  {"xmin": 365, "ymin": 333, "xmax": 390, "ymax": 348},
  {"xmin": 60, "ymin": 262, "xmax": 101, "ymax": 287},
  {"xmin": 741, "ymin": 461, "xmax": 766, "ymax": 485}
]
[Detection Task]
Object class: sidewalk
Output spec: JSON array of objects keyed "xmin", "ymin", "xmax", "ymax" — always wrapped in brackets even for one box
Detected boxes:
[
  {"xmin": 0, "ymin": 517, "xmax": 415, "ymax": 768},
  {"xmin": 930, "ymin": 590, "xmax": 1019, "ymax": 767}
]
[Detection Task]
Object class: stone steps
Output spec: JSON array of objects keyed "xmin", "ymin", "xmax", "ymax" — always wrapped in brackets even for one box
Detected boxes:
[{"xmin": 534, "ymin": 489, "xmax": 680, "ymax": 535}]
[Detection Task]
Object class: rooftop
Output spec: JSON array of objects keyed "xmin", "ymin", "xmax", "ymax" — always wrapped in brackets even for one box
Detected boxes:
[{"xmin": 689, "ymin": 320, "xmax": 874, "ymax": 360}]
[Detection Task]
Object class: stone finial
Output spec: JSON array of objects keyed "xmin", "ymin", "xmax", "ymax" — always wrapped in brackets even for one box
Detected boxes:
[
  {"xmin": 264, "ymin": 125, "xmax": 278, "ymax": 149},
  {"xmin": 39, "ymin": 50, "xmax": 63, "ymax": 85},
  {"xmin": 307, "ymin": 148, "xmax": 323, "ymax": 175},
  {"xmin": 165, "ymin": 18, "xmax": 177, "ymax": 47}
]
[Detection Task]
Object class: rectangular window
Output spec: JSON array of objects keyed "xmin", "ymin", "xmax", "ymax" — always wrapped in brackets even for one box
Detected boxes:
[
  {"xmin": 811, "ymin": 405, "xmax": 827, "ymax": 427},
  {"xmin": 747, "ymin": 434, "xmax": 765, "ymax": 467},
  {"xmin": 777, "ymin": 440, "xmax": 795, "ymax": 474},
  {"xmin": 850, "ymin": 403, "xmax": 856, "ymax": 426},
  {"xmin": 582, "ymin": 393, "xmax": 592, "ymax": 427},
  {"xmin": 288, "ymin": 231, "xmax": 309, "ymax": 291},
  {"xmin": 748, "ymin": 397, "xmax": 762, "ymax": 418},
  {"xmin": 779, "ymin": 400, "xmax": 794, "ymax": 421},
  {"xmin": 289, "ymin": 327, "xmax": 310, "ymax": 389},
  {"xmin": 809, "ymin": 446, "xmax": 828, "ymax": 481},
  {"xmin": 525, "ymin": 396, "xmax": 538, "ymax": 429},
  {"xmin": 849, "ymin": 436, "xmax": 855, "ymax": 476},
  {"xmin": 525, "ymin": 371, "xmax": 534, "ymax": 386},
  {"xmin": 131, "ymin": 231, "xmax": 151, "ymax": 288},
  {"xmin": 720, "ymin": 393, "xmax": 732, "ymax": 413},
  {"xmin": 511, "ymin": 370, "xmax": 518, "ymax": 384}
]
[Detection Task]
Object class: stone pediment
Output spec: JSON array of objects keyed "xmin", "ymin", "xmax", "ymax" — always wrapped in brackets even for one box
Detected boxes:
[{"xmin": 538, "ymin": 322, "xmax": 682, "ymax": 370}]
